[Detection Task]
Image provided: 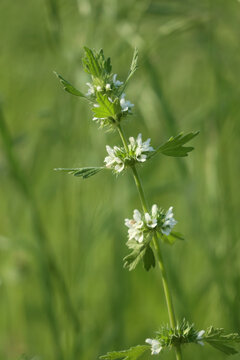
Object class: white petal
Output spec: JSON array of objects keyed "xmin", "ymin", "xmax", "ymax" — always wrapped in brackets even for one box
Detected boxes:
[
  {"xmin": 133, "ymin": 209, "xmax": 142, "ymax": 222},
  {"xmin": 152, "ymin": 204, "xmax": 158, "ymax": 217}
]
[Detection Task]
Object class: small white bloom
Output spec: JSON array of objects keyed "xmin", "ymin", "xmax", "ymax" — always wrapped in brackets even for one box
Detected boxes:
[
  {"xmin": 104, "ymin": 145, "xmax": 125, "ymax": 173},
  {"xmin": 161, "ymin": 206, "xmax": 177, "ymax": 236},
  {"xmin": 145, "ymin": 213, "xmax": 157, "ymax": 229},
  {"xmin": 197, "ymin": 330, "xmax": 205, "ymax": 346},
  {"xmin": 86, "ymin": 82, "xmax": 95, "ymax": 96},
  {"xmin": 113, "ymin": 74, "xmax": 123, "ymax": 87},
  {"xmin": 96, "ymin": 85, "xmax": 102, "ymax": 92},
  {"xmin": 106, "ymin": 83, "xmax": 111, "ymax": 90},
  {"xmin": 145, "ymin": 338, "xmax": 162, "ymax": 355},
  {"xmin": 120, "ymin": 93, "xmax": 134, "ymax": 112},
  {"xmin": 128, "ymin": 134, "xmax": 154, "ymax": 162},
  {"xmin": 125, "ymin": 209, "xmax": 144, "ymax": 243}
]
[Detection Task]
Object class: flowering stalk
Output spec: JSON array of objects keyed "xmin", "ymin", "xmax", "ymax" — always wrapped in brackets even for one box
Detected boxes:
[
  {"xmin": 117, "ymin": 125, "xmax": 182, "ymax": 360},
  {"xmin": 55, "ymin": 47, "xmax": 240, "ymax": 359}
]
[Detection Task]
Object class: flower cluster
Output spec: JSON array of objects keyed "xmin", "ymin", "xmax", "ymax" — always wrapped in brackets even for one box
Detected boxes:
[
  {"xmin": 125, "ymin": 205, "xmax": 177, "ymax": 243},
  {"xmin": 145, "ymin": 321, "xmax": 205, "ymax": 356},
  {"xmin": 104, "ymin": 134, "xmax": 154, "ymax": 173},
  {"xmin": 85, "ymin": 73, "xmax": 123, "ymax": 97}
]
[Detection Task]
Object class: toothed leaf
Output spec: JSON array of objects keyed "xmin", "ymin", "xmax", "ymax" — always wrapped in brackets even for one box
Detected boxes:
[
  {"xmin": 54, "ymin": 167, "xmax": 104, "ymax": 179},
  {"xmin": 153, "ymin": 131, "xmax": 199, "ymax": 158},
  {"xmin": 100, "ymin": 345, "xmax": 149, "ymax": 360},
  {"xmin": 54, "ymin": 72, "xmax": 85, "ymax": 97}
]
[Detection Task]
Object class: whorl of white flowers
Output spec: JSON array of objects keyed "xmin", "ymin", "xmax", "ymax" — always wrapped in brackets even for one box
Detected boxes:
[
  {"xmin": 145, "ymin": 338, "xmax": 162, "ymax": 355},
  {"xmin": 125, "ymin": 205, "xmax": 177, "ymax": 243},
  {"xmin": 104, "ymin": 134, "xmax": 154, "ymax": 173}
]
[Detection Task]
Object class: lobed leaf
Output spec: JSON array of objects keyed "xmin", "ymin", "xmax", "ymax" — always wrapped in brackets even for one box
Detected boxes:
[
  {"xmin": 123, "ymin": 243, "xmax": 147, "ymax": 271},
  {"xmin": 100, "ymin": 345, "xmax": 149, "ymax": 360},
  {"xmin": 54, "ymin": 167, "xmax": 105, "ymax": 179},
  {"xmin": 153, "ymin": 131, "xmax": 199, "ymax": 158},
  {"xmin": 54, "ymin": 72, "xmax": 85, "ymax": 97}
]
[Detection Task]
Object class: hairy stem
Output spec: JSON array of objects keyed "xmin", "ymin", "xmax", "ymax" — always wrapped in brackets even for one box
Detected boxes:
[{"xmin": 117, "ymin": 124, "xmax": 182, "ymax": 360}]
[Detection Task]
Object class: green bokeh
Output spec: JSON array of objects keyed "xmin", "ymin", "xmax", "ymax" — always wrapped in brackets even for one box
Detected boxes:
[{"xmin": 0, "ymin": 1, "xmax": 239, "ymax": 359}]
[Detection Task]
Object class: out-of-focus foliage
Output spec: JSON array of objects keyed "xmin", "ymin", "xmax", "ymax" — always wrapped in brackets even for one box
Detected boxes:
[{"xmin": 0, "ymin": 1, "xmax": 240, "ymax": 359}]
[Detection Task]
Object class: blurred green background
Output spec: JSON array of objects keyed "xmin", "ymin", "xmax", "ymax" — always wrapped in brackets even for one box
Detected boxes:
[{"xmin": 0, "ymin": 0, "xmax": 240, "ymax": 359}]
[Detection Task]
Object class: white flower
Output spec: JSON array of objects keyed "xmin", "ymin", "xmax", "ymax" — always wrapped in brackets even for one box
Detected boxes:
[
  {"xmin": 120, "ymin": 93, "xmax": 134, "ymax": 112},
  {"xmin": 106, "ymin": 83, "xmax": 111, "ymax": 90},
  {"xmin": 125, "ymin": 209, "xmax": 144, "ymax": 243},
  {"xmin": 161, "ymin": 206, "xmax": 177, "ymax": 236},
  {"xmin": 145, "ymin": 338, "xmax": 162, "ymax": 355},
  {"xmin": 86, "ymin": 82, "xmax": 95, "ymax": 96},
  {"xmin": 144, "ymin": 205, "xmax": 158, "ymax": 229},
  {"xmin": 96, "ymin": 85, "xmax": 102, "ymax": 92},
  {"xmin": 104, "ymin": 145, "xmax": 125, "ymax": 173},
  {"xmin": 113, "ymin": 74, "xmax": 123, "ymax": 87},
  {"xmin": 128, "ymin": 134, "xmax": 154, "ymax": 162},
  {"xmin": 197, "ymin": 330, "xmax": 205, "ymax": 346}
]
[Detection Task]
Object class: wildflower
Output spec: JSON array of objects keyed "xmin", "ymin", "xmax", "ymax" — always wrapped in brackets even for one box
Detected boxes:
[
  {"xmin": 120, "ymin": 93, "xmax": 134, "ymax": 112},
  {"xmin": 106, "ymin": 83, "xmax": 111, "ymax": 90},
  {"xmin": 144, "ymin": 204, "xmax": 158, "ymax": 229},
  {"xmin": 86, "ymin": 82, "xmax": 94, "ymax": 96},
  {"xmin": 113, "ymin": 74, "xmax": 123, "ymax": 87},
  {"xmin": 104, "ymin": 145, "xmax": 125, "ymax": 173},
  {"xmin": 196, "ymin": 330, "xmax": 205, "ymax": 346},
  {"xmin": 161, "ymin": 207, "xmax": 177, "ymax": 236},
  {"xmin": 145, "ymin": 338, "xmax": 162, "ymax": 355},
  {"xmin": 96, "ymin": 85, "xmax": 102, "ymax": 92},
  {"xmin": 125, "ymin": 210, "xmax": 144, "ymax": 243},
  {"xmin": 128, "ymin": 134, "xmax": 154, "ymax": 162}
]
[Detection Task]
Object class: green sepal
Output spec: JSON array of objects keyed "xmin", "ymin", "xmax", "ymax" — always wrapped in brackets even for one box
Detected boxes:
[
  {"xmin": 205, "ymin": 327, "xmax": 240, "ymax": 355},
  {"xmin": 161, "ymin": 231, "xmax": 184, "ymax": 245},
  {"xmin": 100, "ymin": 345, "xmax": 150, "ymax": 360},
  {"xmin": 143, "ymin": 244, "xmax": 156, "ymax": 271},
  {"xmin": 54, "ymin": 72, "xmax": 86, "ymax": 97},
  {"xmin": 153, "ymin": 131, "xmax": 199, "ymax": 158},
  {"xmin": 54, "ymin": 167, "xmax": 105, "ymax": 179}
]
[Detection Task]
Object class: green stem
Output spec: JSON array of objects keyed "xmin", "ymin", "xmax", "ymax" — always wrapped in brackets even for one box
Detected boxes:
[{"xmin": 117, "ymin": 124, "xmax": 182, "ymax": 360}]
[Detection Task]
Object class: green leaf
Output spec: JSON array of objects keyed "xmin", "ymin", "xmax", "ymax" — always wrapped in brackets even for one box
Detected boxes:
[
  {"xmin": 54, "ymin": 72, "xmax": 85, "ymax": 97},
  {"xmin": 93, "ymin": 93, "xmax": 121, "ymax": 119},
  {"xmin": 154, "ymin": 131, "xmax": 199, "ymax": 158},
  {"xmin": 205, "ymin": 327, "xmax": 240, "ymax": 355},
  {"xmin": 123, "ymin": 243, "xmax": 147, "ymax": 271},
  {"xmin": 100, "ymin": 345, "xmax": 149, "ymax": 360},
  {"xmin": 143, "ymin": 245, "xmax": 155, "ymax": 271},
  {"xmin": 83, "ymin": 47, "xmax": 102, "ymax": 77},
  {"xmin": 54, "ymin": 167, "xmax": 105, "ymax": 179},
  {"xmin": 160, "ymin": 231, "xmax": 184, "ymax": 245}
]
